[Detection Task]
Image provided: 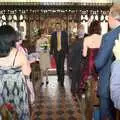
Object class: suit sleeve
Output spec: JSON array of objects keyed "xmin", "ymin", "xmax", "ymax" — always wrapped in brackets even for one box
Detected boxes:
[
  {"xmin": 65, "ymin": 32, "xmax": 69, "ymax": 54},
  {"xmin": 95, "ymin": 34, "xmax": 114, "ymax": 71},
  {"xmin": 50, "ymin": 33, "xmax": 54, "ymax": 55},
  {"xmin": 82, "ymin": 38, "xmax": 88, "ymax": 57}
]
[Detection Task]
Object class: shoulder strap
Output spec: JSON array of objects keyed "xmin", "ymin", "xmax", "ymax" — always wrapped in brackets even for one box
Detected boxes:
[{"xmin": 13, "ymin": 50, "xmax": 18, "ymax": 67}]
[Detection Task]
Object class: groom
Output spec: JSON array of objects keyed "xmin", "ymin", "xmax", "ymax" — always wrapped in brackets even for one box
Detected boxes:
[{"xmin": 50, "ymin": 23, "xmax": 68, "ymax": 87}]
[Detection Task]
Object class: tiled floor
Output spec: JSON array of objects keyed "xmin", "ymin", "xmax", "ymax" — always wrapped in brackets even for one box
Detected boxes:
[{"xmin": 31, "ymin": 76, "xmax": 84, "ymax": 120}]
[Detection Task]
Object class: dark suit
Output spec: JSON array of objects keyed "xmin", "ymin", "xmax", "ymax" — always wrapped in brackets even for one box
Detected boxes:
[
  {"xmin": 50, "ymin": 31, "xmax": 68, "ymax": 85},
  {"xmin": 70, "ymin": 39, "xmax": 83, "ymax": 92},
  {"xmin": 95, "ymin": 25, "xmax": 120, "ymax": 120}
]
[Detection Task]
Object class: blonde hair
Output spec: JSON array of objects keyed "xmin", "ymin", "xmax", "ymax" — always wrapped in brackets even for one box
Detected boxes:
[{"xmin": 109, "ymin": 4, "xmax": 120, "ymax": 21}]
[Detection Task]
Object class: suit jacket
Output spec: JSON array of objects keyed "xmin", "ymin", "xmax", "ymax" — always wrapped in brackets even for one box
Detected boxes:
[
  {"xmin": 50, "ymin": 31, "xmax": 68, "ymax": 55},
  {"xmin": 70, "ymin": 39, "xmax": 84, "ymax": 70},
  {"xmin": 95, "ymin": 25, "xmax": 120, "ymax": 98}
]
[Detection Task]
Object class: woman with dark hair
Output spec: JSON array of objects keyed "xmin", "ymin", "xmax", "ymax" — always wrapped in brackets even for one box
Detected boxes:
[
  {"xmin": 79, "ymin": 20, "xmax": 102, "ymax": 84},
  {"xmin": 83, "ymin": 20, "xmax": 101, "ymax": 57},
  {"xmin": 79, "ymin": 20, "xmax": 102, "ymax": 94},
  {"xmin": 0, "ymin": 25, "xmax": 31, "ymax": 119},
  {"xmin": 79, "ymin": 20, "xmax": 102, "ymax": 119}
]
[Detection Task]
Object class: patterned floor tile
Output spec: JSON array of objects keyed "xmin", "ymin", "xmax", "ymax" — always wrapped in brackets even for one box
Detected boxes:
[{"xmin": 32, "ymin": 76, "xmax": 83, "ymax": 120}]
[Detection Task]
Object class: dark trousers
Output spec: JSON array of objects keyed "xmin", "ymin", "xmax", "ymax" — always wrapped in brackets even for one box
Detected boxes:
[
  {"xmin": 54, "ymin": 50, "xmax": 65, "ymax": 83},
  {"xmin": 71, "ymin": 68, "xmax": 80, "ymax": 92},
  {"xmin": 100, "ymin": 97, "xmax": 116, "ymax": 120}
]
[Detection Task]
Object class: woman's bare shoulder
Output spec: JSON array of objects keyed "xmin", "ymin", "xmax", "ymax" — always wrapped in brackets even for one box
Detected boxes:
[{"xmin": 12, "ymin": 48, "xmax": 27, "ymax": 66}]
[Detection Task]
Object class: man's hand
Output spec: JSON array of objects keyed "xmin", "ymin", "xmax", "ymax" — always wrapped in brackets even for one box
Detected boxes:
[{"xmin": 113, "ymin": 34, "xmax": 120, "ymax": 60}]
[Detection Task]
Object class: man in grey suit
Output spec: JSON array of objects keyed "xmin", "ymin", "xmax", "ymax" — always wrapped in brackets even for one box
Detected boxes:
[{"xmin": 95, "ymin": 4, "xmax": 120, "ymax": 120}]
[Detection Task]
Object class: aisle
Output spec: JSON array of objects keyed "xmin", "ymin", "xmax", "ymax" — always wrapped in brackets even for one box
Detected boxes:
[{"xmin": 32, "ymin": 76, "xmax": 82, "ymax": 120}]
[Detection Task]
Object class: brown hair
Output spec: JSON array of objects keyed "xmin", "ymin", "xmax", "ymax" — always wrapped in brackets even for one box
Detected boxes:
[
  {"xmin": 88, "ymin": 20, "xmax": 101, "ymax": 35},
  {"xmin": 38, "ymin": 28, "xmax": 46, "ymax": 37}
]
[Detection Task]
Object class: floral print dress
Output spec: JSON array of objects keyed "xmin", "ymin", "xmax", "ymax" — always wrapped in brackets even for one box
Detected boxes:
[{"xmin": 0, "ymin": 51, "xmax": 30, "ymax": 120}]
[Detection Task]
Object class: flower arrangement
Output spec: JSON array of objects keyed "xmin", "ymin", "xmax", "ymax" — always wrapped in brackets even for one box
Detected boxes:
[
  {"xmin": 40, "ymin": 41, "xmax": 49, "ymax": 52},
  {"xmin": 0, "ymin": 103, "xmax": 18, "ymax": 120}
]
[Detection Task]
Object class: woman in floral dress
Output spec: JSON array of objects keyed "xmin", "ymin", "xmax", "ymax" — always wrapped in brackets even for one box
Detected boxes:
[{"xmin": 0, "ymin": 25, "xmax": 31, "ymax": 119}]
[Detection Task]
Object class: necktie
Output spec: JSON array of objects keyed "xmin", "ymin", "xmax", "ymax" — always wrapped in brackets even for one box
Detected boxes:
[{"xmin": 57, "ymin": 32, "xmax": 61, "ymax": 51}]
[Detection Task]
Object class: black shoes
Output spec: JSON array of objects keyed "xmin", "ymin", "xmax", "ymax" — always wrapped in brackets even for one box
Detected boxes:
[
  {"xmin": 40, "ymin": 82, "xmax": 44, "ymax": 87},
  {"xmin": 57, "ymin": 78, "xmax": 60, "ymax": 82},
  {"xmin": 46, "ymin": 81, "xmax": 49, "ymax": 85},
  {"xmin": 60, "ymin": 82, "xmax": 64, "ymax": 87},
  {"xmin": 40, "ymin": 81, "xmax": 49, "ymax": 87},
  {"xmin": 57, "ymin": 76, "xmax": 64, "ymax": 87}
]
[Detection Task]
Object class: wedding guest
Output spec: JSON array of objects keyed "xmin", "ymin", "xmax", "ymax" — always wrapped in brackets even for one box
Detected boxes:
[
  {"xmin": 36, "ymin": 29, "xmax": 50, "ymax": 86},
  {"xmin": 95, "ymin": 4, "xmax": 120, "ymax": 120},
  {"xmin": 0, "ymin": 25, "xmax": 31, "ymax": 119},
  {"xmin": 80, "ymin": 20, "xmax": 102, "ymax": 91},
  {"xmin": 70, "ymin": 24, "xmax": 87, "ymax": 95}
]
